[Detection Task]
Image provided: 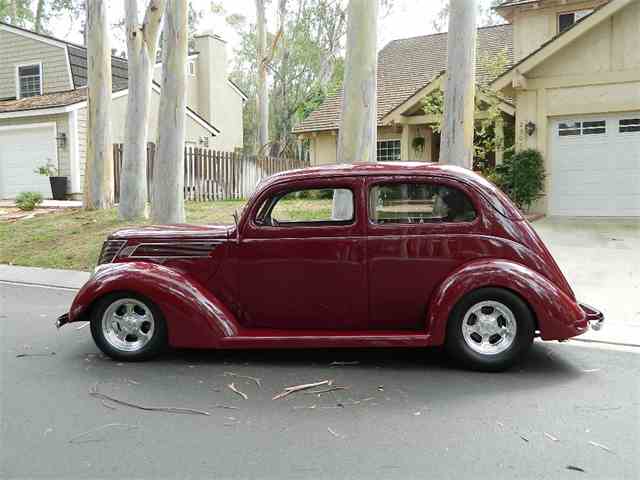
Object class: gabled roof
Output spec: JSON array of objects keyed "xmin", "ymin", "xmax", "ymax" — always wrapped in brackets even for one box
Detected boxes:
[
  {"xmin": 67, "ymin": 45, "xmax": 130, "ymax": 91},
  {"xmin": 491, "ymin": 0, "xmax": 631, "ymax": 91},
  {"xmin": 293, "ymin": 23, "xmax": 513, "ymax": 134}
]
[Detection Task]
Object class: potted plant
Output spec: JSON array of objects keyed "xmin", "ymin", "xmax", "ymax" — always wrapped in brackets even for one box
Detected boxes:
[{"xmin": 35, "ymin": 161, "xmax": 67, "ymax": 200}]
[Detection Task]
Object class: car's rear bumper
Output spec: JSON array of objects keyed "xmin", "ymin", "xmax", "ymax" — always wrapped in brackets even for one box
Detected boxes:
[
  {"xmin": 579, "ymin": 302, "xmax": 604, "ymax": 331},
  {"xmin": 55, "ymin": 312, "xmax": 70, "ymax": 329}
]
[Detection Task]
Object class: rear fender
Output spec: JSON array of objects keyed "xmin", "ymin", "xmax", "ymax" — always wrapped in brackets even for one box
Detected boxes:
[
  {"xmin": 69, "ymin": 262, "xmax": 239, "ymax": 348},
  {"xmin": 427, "ymin": 259, "xmax": 586, "ymax": 344}
]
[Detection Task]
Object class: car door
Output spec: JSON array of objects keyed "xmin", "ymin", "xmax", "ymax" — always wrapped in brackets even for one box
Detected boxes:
[
  {"xmin": 365, "ymin": 175, "xmax": 481, "ymax": 330},
  {"xmin": 236, "ymin": 177, "xmax": 369, "ymax": 330}
]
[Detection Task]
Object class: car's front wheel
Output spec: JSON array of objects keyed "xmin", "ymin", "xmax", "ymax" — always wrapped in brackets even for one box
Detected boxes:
[
  {"xmin": 445, "ymin": 288, "xmax": 535, "ymax": 372},
  {"xmin": 90, "ymin": 293, "xmax": 167, "ymax": 361}
]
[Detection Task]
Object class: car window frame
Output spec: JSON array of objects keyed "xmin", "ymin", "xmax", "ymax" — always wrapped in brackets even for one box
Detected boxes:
[
  {"xmin": 256, "ymin": 187, "xmax": 356, "ymax": 228},
  {"xmin": 241, "ymin": 177, "xmax": 365, "ymax": 240},
  {"xmin": 365, "ymin": 175, "xmax": 482, "ymax": 232}
]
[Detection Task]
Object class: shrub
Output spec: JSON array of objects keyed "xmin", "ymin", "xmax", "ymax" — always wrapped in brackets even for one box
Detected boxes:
[
  {"xmin": 15, "ymin": 192, "xmax": 44, "ymax": 211},
  {"xmin": 493, "ymin": 148, "xmax": 546, "ymax": 212}
]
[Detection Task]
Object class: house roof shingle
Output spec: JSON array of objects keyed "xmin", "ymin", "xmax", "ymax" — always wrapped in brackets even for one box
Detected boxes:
[
  {"xmin": 67, "ymin": 45, "xmax": 130, "ymax": 91},
  {"xmin": 0, "ymin": 88, "xmax": 87, "ymax": 113},
  {"xmin": 292, "ymin": 23, "xmax": 513, "ymax": 134}
]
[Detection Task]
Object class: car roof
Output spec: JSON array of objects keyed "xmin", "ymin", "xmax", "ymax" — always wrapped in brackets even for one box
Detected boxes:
[{"xmin": 258, "ymin": 162, "xmax": 522, "ymax": 220}]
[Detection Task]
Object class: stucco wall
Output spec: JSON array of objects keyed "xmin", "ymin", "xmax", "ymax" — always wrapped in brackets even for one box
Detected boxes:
[
  {"xmin": 511, "ymin": 0, "xmax": 608, "ymax": 61},
  {"xmin": 0, "ymin": 28, "xmax": 72, "ymax": 100},
  {"xmin": 108, "ymin": 90, "xmax": 211, "ymax": 145}
]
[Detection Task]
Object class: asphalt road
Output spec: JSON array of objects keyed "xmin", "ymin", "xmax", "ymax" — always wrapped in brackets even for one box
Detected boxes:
[{"xmin": 1, "ymin": 283, "xmax": 639, "ymax": 480}]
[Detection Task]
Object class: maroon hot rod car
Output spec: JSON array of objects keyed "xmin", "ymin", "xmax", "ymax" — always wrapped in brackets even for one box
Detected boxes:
[{"xmin": 57, "ymin": 163, "xmax": 603, "ymax": 371}]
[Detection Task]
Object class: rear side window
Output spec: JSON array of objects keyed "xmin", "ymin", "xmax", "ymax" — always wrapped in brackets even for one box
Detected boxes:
[
  {"xmin": 370, "ymin": 183, "xmax": 476, "ymax": 224},
  {"xmin": 256, "ymin": 188, "xmax": 354, "ymax": 226}
]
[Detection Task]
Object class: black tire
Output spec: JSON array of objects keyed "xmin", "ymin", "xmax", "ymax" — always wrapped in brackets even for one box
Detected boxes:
[
  {"xmin": 90, "ymin": 292, "xmax": 168, "ymax": 361},
  {"xmin": 444, "ymin": 287, "xmax": 535, "ymax": 372}
]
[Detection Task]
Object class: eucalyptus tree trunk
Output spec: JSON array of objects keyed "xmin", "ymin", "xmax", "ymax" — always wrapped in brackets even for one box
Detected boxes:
[
  {"xmin": 336, "ymin": 0, "xmax": 378, "ymax": 165},
  {"xmin": 151, "ymin": 0, "xmax": 187, "ymax": 224},
  {"xmin": 119, "ymin": 0, "xmax": 165, "ymax": 220},
  {"xmin": 255, "ymin": 0, "xmax": 268, "ymax": 156},
  {"xmin": 84, "ymin": 0, "xmax": 114, "ymax": 210},
  {"xmin": 439, "ymin": 0, "xmax": 477, "ymax": 168},
  {"xmin": 34, "ymin": 0, "xmax": 45, "ymax": 32},
  {"xmin": 334, "ymin": 0, "xmax": 377, "ymax": 219}
]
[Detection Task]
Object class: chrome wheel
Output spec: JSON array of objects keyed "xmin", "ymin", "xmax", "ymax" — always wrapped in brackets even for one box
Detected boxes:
[
  {"xmin": 461, "ymin": 300, "xmax": 517, "ymax": 355},
  {"xmin": 101, "ymin": 298, "xmax": 155, "ymax": 352}
]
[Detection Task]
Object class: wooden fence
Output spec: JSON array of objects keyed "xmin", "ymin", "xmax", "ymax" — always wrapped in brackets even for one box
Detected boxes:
[{"xmin": 113, "ymin": 144, "xmax": 310, "ymax": 202}]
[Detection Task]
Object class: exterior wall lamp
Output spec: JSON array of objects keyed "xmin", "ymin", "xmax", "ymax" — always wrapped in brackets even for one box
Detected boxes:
[
  {"xmin": 525, "ymin": 121, "xmax": 536, "ymax": 136},
  {"xmin": 56, "ymin": 133, "xmax": 67, "ymax": 149}
]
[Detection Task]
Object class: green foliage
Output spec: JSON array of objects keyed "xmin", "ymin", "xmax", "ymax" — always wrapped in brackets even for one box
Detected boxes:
[
  {"xmin": 492, "ymin": 148, "xmax": 546, "ymax": 212},
  {"xmin": 228, "ymin": 0, "xmax": 348, "ymax": 154},
  {"xmin": 421, "ymin": 48, "xmax": 511, "ymax": 169},
  {"xmin": 34, "ymin": 163, "xmax": 57, "ymax": 176},
  {"xmin": 15, "ymin": 192, "xmax": 44, "ymax": 211}
]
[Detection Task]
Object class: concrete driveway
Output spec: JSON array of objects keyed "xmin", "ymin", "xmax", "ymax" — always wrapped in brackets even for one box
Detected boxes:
[{"xmin": 533, "ymin": 217, "xmax": 640, "ymax": 345}]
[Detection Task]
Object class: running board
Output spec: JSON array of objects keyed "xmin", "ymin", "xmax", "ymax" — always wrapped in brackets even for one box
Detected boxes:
[{"xmin": 219, "ymin": 331, "xmax": 432, "ymax": 349}]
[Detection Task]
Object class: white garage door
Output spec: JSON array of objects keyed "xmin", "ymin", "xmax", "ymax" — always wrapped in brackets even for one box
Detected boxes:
[
  {"xmin": 0, "ymin": 124, "xmax": 56, "ymax": 199},
  {"xmin": 550, "ymin": 114, "xmax": 640, "ymax": 217}
]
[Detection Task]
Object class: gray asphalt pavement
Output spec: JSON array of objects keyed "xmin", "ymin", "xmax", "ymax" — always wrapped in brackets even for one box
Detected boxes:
[{"xmin": 1, "ymin": 283, "xmax": 639, "ymax": 480}]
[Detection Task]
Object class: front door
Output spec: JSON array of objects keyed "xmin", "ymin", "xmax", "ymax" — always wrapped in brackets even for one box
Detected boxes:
[
  {"xmin": 237, "ymin": 177, "xmax": 368, "ymax": 330},
  {"xmin": 366, "ymin": 176, "xmax": 480, "ymax": 330}
]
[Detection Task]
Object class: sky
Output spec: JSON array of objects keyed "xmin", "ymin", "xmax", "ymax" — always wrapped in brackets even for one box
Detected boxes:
[{"xmin": 52, "ymin": 0, "xmax": 502, "ymax": 61}]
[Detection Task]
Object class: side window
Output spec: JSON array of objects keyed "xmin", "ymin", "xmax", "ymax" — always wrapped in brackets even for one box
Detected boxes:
[
  {"xmin": 370, "ymin": 183, "xmax": 476, "ymax": 224},
  {"xmin": 256, "ymin": 188, "xmax": 354, "ymax": 226}
]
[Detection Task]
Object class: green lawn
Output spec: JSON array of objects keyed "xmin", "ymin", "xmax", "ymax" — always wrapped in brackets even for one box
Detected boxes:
[{"xmin": 0, "ymin": 199, "xmax": 333, "ymax": 272}]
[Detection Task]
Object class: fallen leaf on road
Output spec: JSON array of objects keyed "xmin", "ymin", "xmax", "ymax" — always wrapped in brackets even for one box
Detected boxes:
[
  {"xmin": 377, "ymin": 385, "xmax": 384, "ymax": 392},
  {"xmin": 588, "ymin": 441, "xmax": 615, "ymax": 454},
  {"xmin": 329, "ymin": 361, "xmax": 360, "ymax": 366},
  {"xmin": 16, "ymin": 352, "xmax": 56, "ymax": 358},
  {"xmin": 224, "ymin": 372, "xmax": 262, "ymax": 388},
  {"xmin": 566, "ymin": 465, "xmax": 586, "ymax": 473},
  {"xmin": 75, "ymin": 322, "xmax": 90, "ymax": 330},
  {"xmin": 520, "ymin": 435, "xmax": 529, "ymax": 443},
  {"xmin": 327, "ymin": 427, "xmax": 344, "ymax": 438},
  {"xmin": 228, "ymin": 383, "xmax": 249, "ymax": 400},
  {"xmin": 68, "ymin": 423, "xmax": 138, "ymax": 444},
  {"xmin": 544, "ymin": 432, "xmax": 559, "ymax": 442},
  {"xmin": 303, "ymin": 386, "xmax": 348, "ymax": 395},
  {"xmin": 89, "ymin": 384, "xmax": 210, "ymax": 415},
  {"xmin": 273, "ymin": 380, "xmax": 332, "ymax": 400}
]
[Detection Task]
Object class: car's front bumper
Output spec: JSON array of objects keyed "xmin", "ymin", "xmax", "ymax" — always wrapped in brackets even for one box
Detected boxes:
[{"xmin": 579, "ymin": 303, "xmax": 604, "ymax": 331}]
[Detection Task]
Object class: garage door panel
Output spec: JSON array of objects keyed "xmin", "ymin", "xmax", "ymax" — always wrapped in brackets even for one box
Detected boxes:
[
  {"xmin": 0, "ymin": 125, "xmax": 55, "ymax": 199},
  {"xmin": 550, "ymin": 114, "xmax": 640, "ymax": 217}
]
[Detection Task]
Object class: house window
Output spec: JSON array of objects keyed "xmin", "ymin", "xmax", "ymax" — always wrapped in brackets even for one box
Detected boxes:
[
  {"xmin": 17, "ymin": 63, "xmax": 43, "ymax": 98},
  {"xmin": 558, "ymin": 121, "xmax": 581, "ymax": 136},
  {"xmin": 377, "ymin": 140, "xmax": 401, "ymax": 162},
  {"xmin": 582, "ymin": 120, "xmax": 606, "ymax": 135},
  {"xmin": 186, "ymin": 61, "xmax": 196, "ymax": 76},
  {"xmin": 558, "ymin": 120, "xmax": 606, "ymax": 137},
  {"xmin": 558, "ymin": 9, "xmax": 593, "ymax": 33},
  {"xmin": 370, "ymin": 183, "xmax": 476, "ymax": 225},
  {"xmin": 619, "ymin": 119, "xmax": 640, "ymax": 133}
]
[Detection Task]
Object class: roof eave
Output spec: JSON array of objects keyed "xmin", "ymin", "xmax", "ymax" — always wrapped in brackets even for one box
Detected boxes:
[{"xmin": 491, "ymin": 0, "xmax": 630, "ymax": 92}]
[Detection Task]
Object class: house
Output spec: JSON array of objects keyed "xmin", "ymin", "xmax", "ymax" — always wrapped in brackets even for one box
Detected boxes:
[
  {"xmin": 491, "ymin": 0, "xmax": 639, "ymax": 217},
  {"xmin": 0, "ymin": 23, "xmax": 247, "ymax": 200},
  {"xmin": 294, "ymin": 0, "xmax": 640, "ymax": 217}
]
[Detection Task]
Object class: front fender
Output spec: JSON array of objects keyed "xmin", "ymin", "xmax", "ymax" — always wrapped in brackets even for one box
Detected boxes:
[
  {"xmin": 69, "ymin": 262, "xmax": 240, "ymax": 348},
  {"xmin": 427, "ymin": 259, "xmax": 587, "ymax": 345}
]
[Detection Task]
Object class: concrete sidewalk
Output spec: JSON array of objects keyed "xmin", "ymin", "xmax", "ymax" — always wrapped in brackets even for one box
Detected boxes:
[
  {"xmin": 0, "ymin": 264, "xmax": 89, "ymax": 289},
  {"xmin": 1, "ymin": 263, "xmax": 637, "ymax": 347}
]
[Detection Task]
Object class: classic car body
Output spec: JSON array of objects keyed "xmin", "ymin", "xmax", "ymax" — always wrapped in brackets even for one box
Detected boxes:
[{"xmin": 58, "ymin": 163, "xmax": 603, "ymax": 368}]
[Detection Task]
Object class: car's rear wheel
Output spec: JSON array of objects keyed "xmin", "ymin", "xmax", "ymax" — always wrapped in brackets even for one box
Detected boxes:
[
  {"xmin": 90, "ymin": 293, "xmax": 167, "ymax": 361},
  {"xmin": 445, "ymin": 288, "xmax": 535, "ymax": 372}
]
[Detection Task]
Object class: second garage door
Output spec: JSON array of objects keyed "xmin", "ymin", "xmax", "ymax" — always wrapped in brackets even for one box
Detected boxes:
[
  {"xmin": 549, "ymin": 114, "xmax": 640, "ymax": 217},
  {"xmin": 0, "ymin": 124, "xmax": 56, "ymax": 199}
]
